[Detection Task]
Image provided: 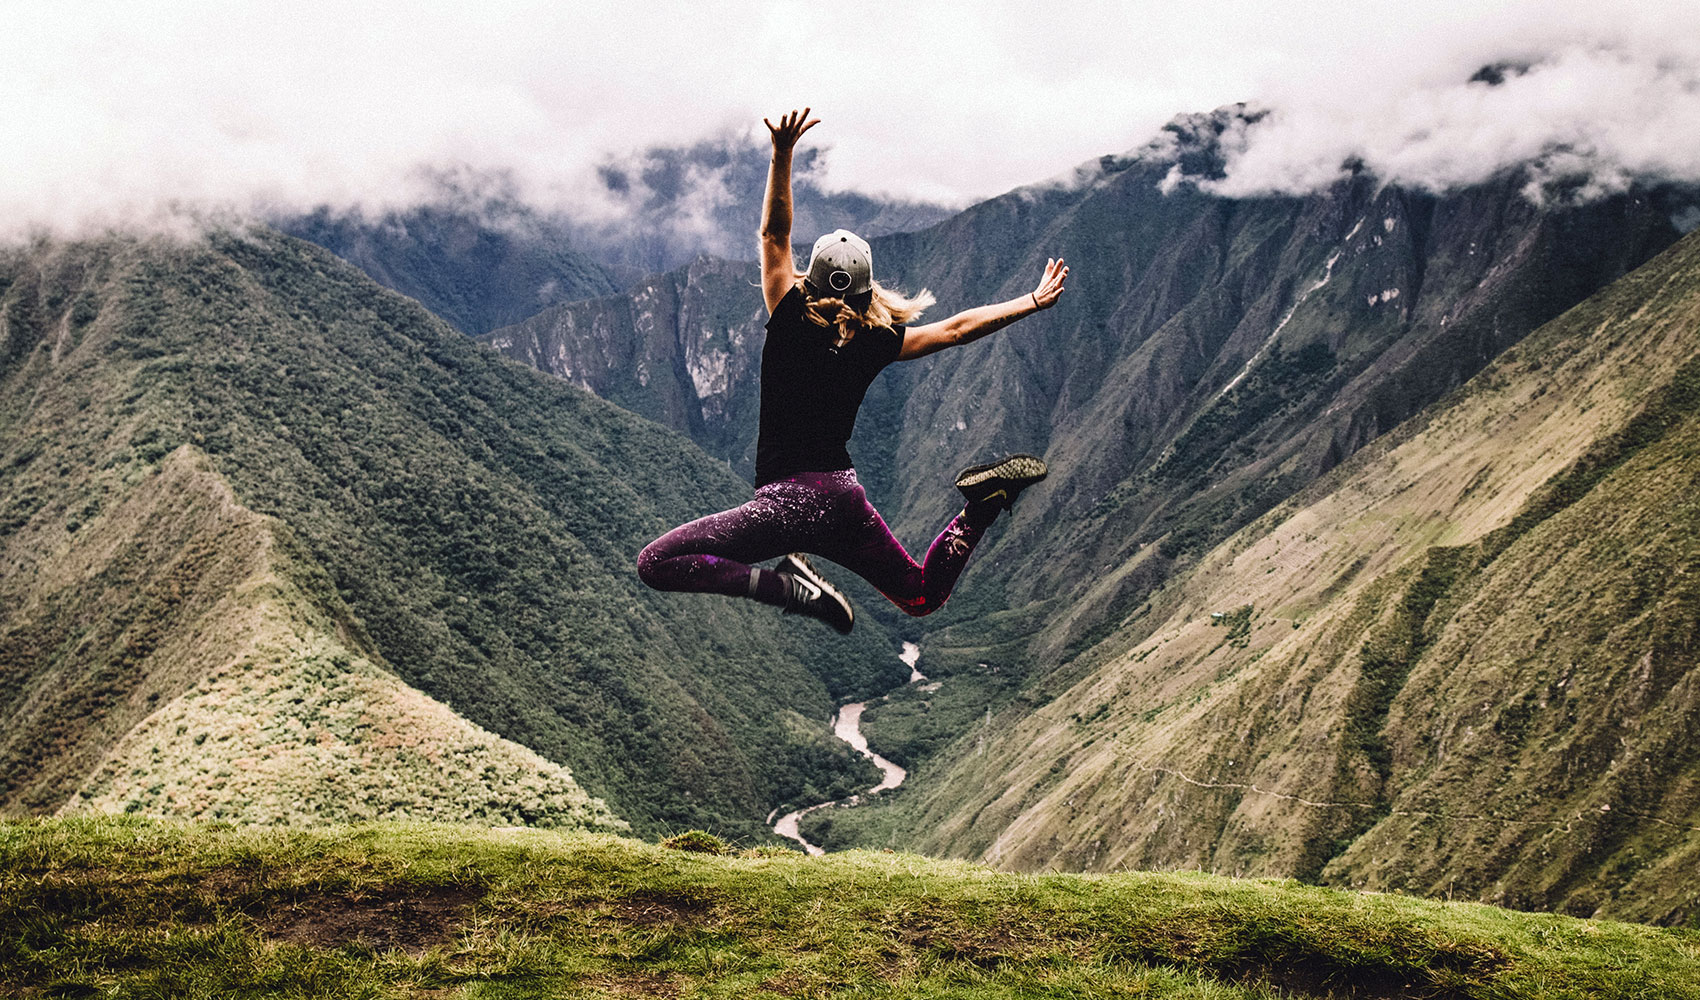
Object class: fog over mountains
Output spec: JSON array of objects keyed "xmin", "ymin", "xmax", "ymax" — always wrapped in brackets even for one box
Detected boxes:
[
  {"xmin": 274, "ymin": 139, "xmax": 953, "ymax": 334},
  {"xmin": 7, "ymin": 3, "xmax": 1700, "ymax": 234}
]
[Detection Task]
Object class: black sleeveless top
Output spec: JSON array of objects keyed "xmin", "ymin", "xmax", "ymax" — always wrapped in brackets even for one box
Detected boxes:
[{"xmin": 754, "ymin": 287, "xmax": 905, "ymax": 486}]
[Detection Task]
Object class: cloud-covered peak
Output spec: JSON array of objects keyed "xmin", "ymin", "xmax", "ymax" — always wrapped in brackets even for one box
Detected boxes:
[{"xmin": 1186, "ymin": 44, "xmax": 1700, "ymax": 203}]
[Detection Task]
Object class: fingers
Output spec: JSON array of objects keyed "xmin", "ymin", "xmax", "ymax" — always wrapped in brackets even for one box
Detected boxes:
[
  {"xmin": 1033, "ymin": 256, "xmax": 1069, "ymax": 308},
  {"xmin": 767, "ymin": 108, "xmax": 819, "ymax": 139}
]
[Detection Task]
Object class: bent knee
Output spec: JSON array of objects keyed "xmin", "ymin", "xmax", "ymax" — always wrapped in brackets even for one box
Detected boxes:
[
  {"xmin": 635, "ymin": 541, "xmax": 668, "ymax": 589},
  {"xmin": 893, "ymin": 595, "xmax": 939, "ymax": 617}
]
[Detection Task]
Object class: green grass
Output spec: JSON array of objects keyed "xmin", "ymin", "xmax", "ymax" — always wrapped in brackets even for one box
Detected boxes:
[{"xmin": 5, "ymin": 818, "xmax": 1699, "ymax": 999}]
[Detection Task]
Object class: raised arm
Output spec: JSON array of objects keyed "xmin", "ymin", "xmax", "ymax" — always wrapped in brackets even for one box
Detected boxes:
[
  {"xmin": 760, "ymin": 108, "xmax": 820, "ymax": 314},
  {"xmin": 897, "ymin": 257, "xmax": 1069, "ymax": 361}
]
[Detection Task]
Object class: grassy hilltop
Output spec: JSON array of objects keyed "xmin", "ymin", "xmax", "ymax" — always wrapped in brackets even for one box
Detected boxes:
[{"xmin": 6, "ymin": 817, "xmax": 1700, "ymax": 999}]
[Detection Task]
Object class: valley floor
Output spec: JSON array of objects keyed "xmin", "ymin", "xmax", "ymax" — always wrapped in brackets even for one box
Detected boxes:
[{"xmin": 4, "ymin": 818, "xmax": 1698, "ymax": 999}]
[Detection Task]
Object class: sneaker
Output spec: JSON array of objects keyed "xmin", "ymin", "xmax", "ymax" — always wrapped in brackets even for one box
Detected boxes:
[
  {"xmin": 955, "ymin": 454, "xmax": 1048, "ymax": 510},
  {"xmin": 777, "ymin": 553, "xmax": 854, "ymax": 635}
]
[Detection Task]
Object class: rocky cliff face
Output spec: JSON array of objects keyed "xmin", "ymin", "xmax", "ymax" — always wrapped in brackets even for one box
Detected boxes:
[{"xmin": 486, "ymin": 256, "xmax": 768, "ymax": 470}]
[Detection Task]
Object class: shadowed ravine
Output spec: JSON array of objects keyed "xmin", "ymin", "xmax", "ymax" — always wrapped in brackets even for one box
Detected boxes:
[{"xmin": 771, "ymin": 643, "xmax": 921, "ymax": 854}]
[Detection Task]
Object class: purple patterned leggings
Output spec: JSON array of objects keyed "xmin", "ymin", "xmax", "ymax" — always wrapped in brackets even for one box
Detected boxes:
[{"xmin": 636, "ymin": 469, "xmax": 994, "ymax": 617}]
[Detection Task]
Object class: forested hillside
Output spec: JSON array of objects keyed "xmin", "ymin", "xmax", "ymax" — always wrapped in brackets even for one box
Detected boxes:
[
  {"xmin": 278, "ymin": 199, "xmax": 618, "ymax": 335},
  {"xmin": 0, "ymin": 229, "xmax": 901, "ymax": 838}
]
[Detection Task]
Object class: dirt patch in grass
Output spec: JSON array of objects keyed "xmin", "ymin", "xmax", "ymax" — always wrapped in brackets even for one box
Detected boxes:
[
  {"xmin": 756, "ymin": 970, "xmax": 813, "ymax": 997},
  {"xmin": 610, "ymin": 889, "xmax": 716, "ymax": 927},
  {"xmin": 578, "ymin": 970, "xmax": 684, "ymax": 997},
  {"xmin": 1246, "ymin": 963, "xmax": 1445, "ymax": 1000},
  {"xmin": 1234, "ymin": 948, "xmax": 1502, "ymax": 1000},
  {"xmin": 895, "ymin": 921, "xmax": 1026, "ymax": 965},
  {"xmin": 885, "ymin": 909, "xmax": 1088, "ymax": 969},
  {"xmin": 256, "ymin": 884, "xmax": 482, "ymax": 954},
  {"xmin": 517, "ymin": 888, "xmax": 718, "ymax": 932}
]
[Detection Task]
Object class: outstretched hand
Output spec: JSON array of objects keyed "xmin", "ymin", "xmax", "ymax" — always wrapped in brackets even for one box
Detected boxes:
[
  {"xmin": 1032, "ymin": 257, "xmax": 1069, "ymax": 310},
  {"xmin": 765, "ymin": 108, "xmax": 820, "ymax": 153}
]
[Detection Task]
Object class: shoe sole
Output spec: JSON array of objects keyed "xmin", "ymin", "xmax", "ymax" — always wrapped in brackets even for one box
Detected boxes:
[
  {"xmin": 779, "ymin": 553, "xmax": 854, "ymax": 634},
  {"xmin": 955, "ymin": 455, "xmax": 1048, "ymax": 508}
]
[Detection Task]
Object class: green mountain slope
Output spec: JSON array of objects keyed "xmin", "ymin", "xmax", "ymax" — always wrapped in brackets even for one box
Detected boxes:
[
  {"xmin": 0, "ymin": 439, "xmax": 618, "ymax": 831},
  {"xmin": 7, "ymin": 817, "xmax": 1700, "ymax": 999},
  {"xmin": 0, "ymin": 231, "xmax": 898, "ymax": 838},
  {"xmin": 848, "ymin": 228, "xmax": 1700, "ymax": 924}
]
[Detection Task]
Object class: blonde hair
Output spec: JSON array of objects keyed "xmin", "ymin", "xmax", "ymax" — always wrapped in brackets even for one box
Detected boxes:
[{"xmin": 798, "ymin": 275, "xmax": 935, "ymax": 346}]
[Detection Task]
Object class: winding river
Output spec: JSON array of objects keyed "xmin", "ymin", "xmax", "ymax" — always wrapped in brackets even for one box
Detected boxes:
[{"xmin": 770, "ymin": 643, "xmax": 922, "ymax": 854}]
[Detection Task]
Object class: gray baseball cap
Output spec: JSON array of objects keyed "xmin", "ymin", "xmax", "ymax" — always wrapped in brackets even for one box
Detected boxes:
[{"xmin": 806, "ymin": 229, "xmax": 873, "ymax": 297}]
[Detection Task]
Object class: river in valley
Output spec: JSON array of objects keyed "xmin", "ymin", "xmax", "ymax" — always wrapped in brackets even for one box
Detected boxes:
[{"xmin": 770, "ymin": 642, "xmax": 922, "ymax": 854}]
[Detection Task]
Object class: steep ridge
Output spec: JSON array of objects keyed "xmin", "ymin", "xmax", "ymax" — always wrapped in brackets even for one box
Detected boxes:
[
  {"xmin": 873, "ymin": 228, "xmax": 1700, "ymax": 924},
  {"xmin": 0, "ymin": 232, "xmax": 895, "ymax": 837},
  {"xmin": 14, "ymin": 446, "xmax": 622, "ymax": 830},
  {"xmin": 866, "ymin": 140, "xmax": 1685, "ymax": 666}
]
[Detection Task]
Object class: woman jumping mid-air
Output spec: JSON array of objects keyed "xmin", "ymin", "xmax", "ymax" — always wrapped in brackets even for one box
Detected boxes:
[{"xmin": 637, "ymin": 108, "xmax": 1069, "ymax": 634}]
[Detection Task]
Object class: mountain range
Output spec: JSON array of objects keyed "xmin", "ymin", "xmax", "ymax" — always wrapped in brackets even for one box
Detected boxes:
[
  {"xmin": 484, "ymin": 107, "xmax": 1691, "ymax": 652},
  {"xmin": 6, "ymin": 102, "xmax": 1700, "ymax": 925},
  {"xmin": 478, "ymin": 108, "xmax": 1700, "ymax": 923}
]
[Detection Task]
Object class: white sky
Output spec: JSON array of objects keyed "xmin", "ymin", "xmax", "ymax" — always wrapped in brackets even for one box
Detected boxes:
[{"xmin": 2, "ymin": 0, "xmax": 1697, "ymax": 234}]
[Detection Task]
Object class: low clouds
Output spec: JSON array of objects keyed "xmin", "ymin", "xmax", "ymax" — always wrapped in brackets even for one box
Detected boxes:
[
  {"xmin": 1200, "ymin": 42, "xmax": 1700, "ymax": 202},
  {"xmin": 2, "ymin": 1, "xmax": 1698, "ymax": 238}
]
